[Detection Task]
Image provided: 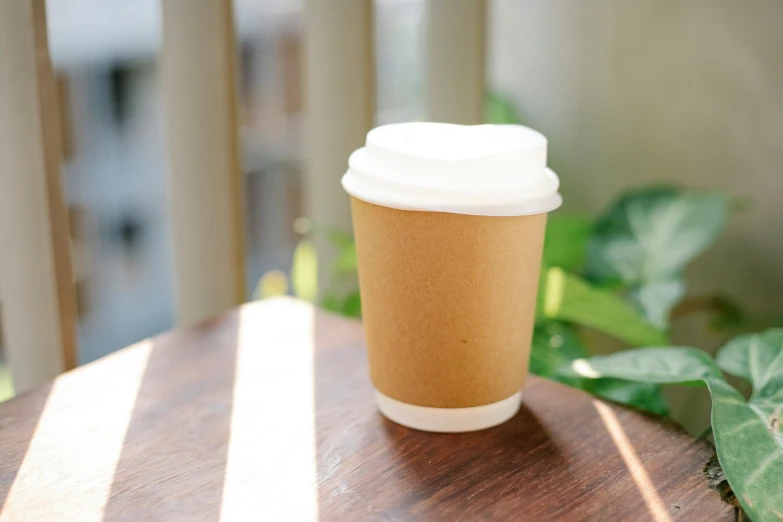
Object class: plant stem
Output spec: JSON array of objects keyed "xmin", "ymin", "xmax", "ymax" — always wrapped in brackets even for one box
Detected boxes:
[{"xmin": 695, "ymin": 424, "xmax": 712, "ymax": 440}]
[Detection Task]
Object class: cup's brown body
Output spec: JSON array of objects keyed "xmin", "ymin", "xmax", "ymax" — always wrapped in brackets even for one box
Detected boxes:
[{"xmin": 350, "ymin": 196, "xmax": 547, "ymax": 409}]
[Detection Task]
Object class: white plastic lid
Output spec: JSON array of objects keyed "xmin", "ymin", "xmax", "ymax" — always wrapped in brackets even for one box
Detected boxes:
[{"xmin": 342, "ymin": 122, "xmax": 562, "ymax": 216}]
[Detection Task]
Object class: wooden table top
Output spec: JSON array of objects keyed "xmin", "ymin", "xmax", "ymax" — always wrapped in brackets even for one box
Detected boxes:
[{"xmin": 0, "ymin": 297, "xmax": 731, "ymax": 521}]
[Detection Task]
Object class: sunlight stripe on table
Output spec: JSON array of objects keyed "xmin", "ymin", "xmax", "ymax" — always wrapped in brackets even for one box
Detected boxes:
[
  {"xmin": 593, "ymin": 400, "xmax": 672, "ymax": 522},
  {"xmin": 220, "ymin": 300, "xmax": 319, "ymax": 521},
  {"xmin": 0, "ymin": 341, "xmax": 152, "ymax": 522}
]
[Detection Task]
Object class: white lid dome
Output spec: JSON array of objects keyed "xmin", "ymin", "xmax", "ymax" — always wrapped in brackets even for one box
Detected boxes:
[{"xmin": 342, "ymin": 122, "xmax": 562, "ymax": 216}]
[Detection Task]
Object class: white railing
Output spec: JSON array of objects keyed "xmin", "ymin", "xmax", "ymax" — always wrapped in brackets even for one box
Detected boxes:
[
  {"xmin": 161, "ymin": 0, "xmax": 246, "ymax": 327},
  {"xmin": 0, "ymin": 0, "xmax": 485, "ymax": 393},
  {"xmin": 0, "ymin": 0, "xmax": 76, "ymax": 394},
  {"xmin": 304, "ymin": 0, "xmax": 375, "ymax": 293}
]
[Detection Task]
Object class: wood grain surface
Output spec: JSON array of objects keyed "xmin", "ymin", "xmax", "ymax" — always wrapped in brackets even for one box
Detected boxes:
[{"xmin": 0, "ymin": 298, "xmax": 731, "ymax": 521}]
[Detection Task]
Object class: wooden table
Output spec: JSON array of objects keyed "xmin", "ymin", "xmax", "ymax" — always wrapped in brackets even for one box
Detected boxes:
[{"xmin": 0, "ymin": 298, "xmax": 731, "ymax": 521}]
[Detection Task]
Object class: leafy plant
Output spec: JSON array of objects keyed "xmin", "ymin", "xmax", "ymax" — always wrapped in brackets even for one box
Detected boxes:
[
  {"xmin": 531, "ymin": 185, "xmax": 731, "ymax": 414},
  {"xmin": 485, "ymin": 91, "xmax": 522, "ymax": 125},
  {"xmin": 541, "ymin": 215, "xmax": 592, "ymax": 271},
  {"xmin": 320, "ymin": 230, "xmax": 362, "ymax": 318},
  {"xmin": 585, "ymin": 187, "xmax": 728, "ymax": 328},
  {"xmin": 535, "ymin": 265, "xmax": 671, "ymax": 414},
  {"xmin": 539, "ymin": 266, "xmax": 667, "ymax": 347},
  {"xmin": 255, "ymin": 229, "xmax": 362, "ymax": 318},
  {"xmin": 561, "ymin": 329, "xmax": 783, "ymax": 522}
]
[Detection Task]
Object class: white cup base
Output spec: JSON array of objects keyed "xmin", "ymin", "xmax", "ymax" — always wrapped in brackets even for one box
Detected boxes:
[{"xmin": 375, "ymin": 390, "xmax": 522, "ymax": 433}]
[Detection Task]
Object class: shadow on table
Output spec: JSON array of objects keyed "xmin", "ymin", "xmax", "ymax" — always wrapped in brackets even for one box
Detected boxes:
[
  {"xmin": 316, "ymin": 402, "xmax": 571, "ymax": 520},
  {"xmin": 380, "ymin": 406, "xmax": 571, "ymax": 520},
  {"xmin": 311, "ymin": 305, "xmax": 572, "ymax": 520}
]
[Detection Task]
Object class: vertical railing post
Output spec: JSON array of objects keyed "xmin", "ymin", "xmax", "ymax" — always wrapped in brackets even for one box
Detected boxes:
[
  {"xmin": 304, "ymin": 0, "xmax": 375, "ymax": 295},
  {"xmin": 426, "ymin": 0, "xmax": 486, "ymax": 124},
  {"xmin": 161, "ymin": 0, "xmax": 246, "ymax": 326},
  {"xmin": 0, "ymin": 0, "xmax": 77, "ymax": 393}
]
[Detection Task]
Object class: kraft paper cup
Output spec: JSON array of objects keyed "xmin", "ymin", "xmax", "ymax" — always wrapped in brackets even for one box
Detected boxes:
[{"xmin": 342, "ymin": 123, "xmax": 561, "ymax": 433}]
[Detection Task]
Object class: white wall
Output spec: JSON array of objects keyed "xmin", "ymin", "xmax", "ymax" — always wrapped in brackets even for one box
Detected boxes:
[{"xmin": 489, "ymin": 0, "xmax": 783, "ymax": 316}]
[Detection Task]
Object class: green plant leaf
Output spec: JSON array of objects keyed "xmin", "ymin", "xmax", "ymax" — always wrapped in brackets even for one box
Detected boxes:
[
  {"xmin": 706, "ymin": 296, "xmax": 747, "ymax": 331},
  {"xmin": 334, "ymin": 242, "xmax": 358, "ymax": 274},
  {"xmin": 328, "ymin": 230, "xmax": 358, "ymax": 274},
  {"xmin": 321, "ymin": 293, "xmax": 342, "ymax": 314},
  {"xmin": 565, "ymin": 344, "xmax": 783, "ymax": 522},
  {"xmin": 562, "ymin": 346, "xmax": 722, "ymax": 383},
  {"xmin": 540, "ymin": 267, "xmax": 667, "ymax": 347},
  {"xmin": 325, "ymin": 230, "xmax": 359, "ymax": 274},
  {"xmin": 584, "ymin": 379, "xmax": 669, "ymax": 416},
  {"xmin": 485, "ymin": 91, "xmax": 521, "ymax": 124},
  {"xmin": 543, "ymin": 215, "xmax": 592, "ymax": 271},
  {"xmin": 716, "ymin": 329, "xmax": 783, "ymax": 401},
  {"xmin": 708, "ymin": 379, "xmax": 783, "ymax": 522},
  {"xmin": 628, "ymin": 277, "xmax": 686, "ymax": 329},
  {"xmin": 327, "ymin": 230, "xmax": 355, "ymax": 249},
  {"xmin": 530, "ymin": 322, "xmax": 588, "ymax": 377},
  {"xmin": 530, "ymin": 321, "xmax": 668, "ymax": 415},
  {"xmin": 716, "ymin": 328, "xmax": 783, "ymax": 489},
  {"xmin": 341, "ymin": 291, "xmax": 362, "ymax": 318},
  {"xmin": 585, "ymin": 187, "xmax": 728, "ymax": 327},
  {"xmin": 586, "ymin": 187, "xmax": 728, "ymax": 283}
]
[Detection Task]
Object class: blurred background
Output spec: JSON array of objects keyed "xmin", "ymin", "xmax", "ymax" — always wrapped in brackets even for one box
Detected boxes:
[
  {"xmin": 12, "ymin": 0, "xmax": 423, "ymax": 367},
  {"xmin": 1, "ymin": 0, "xmax": 782, "ymax": 431}
]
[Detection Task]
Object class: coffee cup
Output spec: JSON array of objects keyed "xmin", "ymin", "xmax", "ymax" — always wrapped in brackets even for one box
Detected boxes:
[{"xmin": 342, "ymin": 122, "xmax": 561, "ymax": 432}]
